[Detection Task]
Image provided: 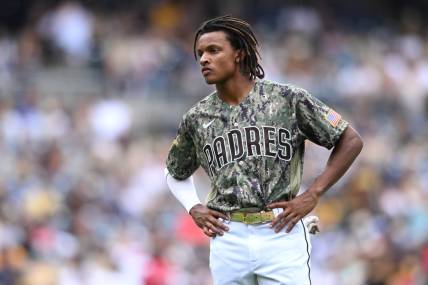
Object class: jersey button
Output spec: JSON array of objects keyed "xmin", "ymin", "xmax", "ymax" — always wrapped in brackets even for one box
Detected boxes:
[{"xmin": 234, "ymin": 122, "xmax": 238, "ymax": 126}]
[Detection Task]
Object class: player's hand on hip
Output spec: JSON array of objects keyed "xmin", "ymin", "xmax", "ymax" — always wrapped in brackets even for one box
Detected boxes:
[
  {"xmin": 267, "ymin": 191, "xmax": 319, "ymax": 233},
  {"xmin": 189, "ymin": 204, "xmax": 229, "ymax": 238}
]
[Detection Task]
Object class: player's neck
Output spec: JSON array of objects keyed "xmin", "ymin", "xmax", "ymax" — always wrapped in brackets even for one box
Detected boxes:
[{"xmin": 216, "ymin": 75, "xmax": 255, "ymax": 106}]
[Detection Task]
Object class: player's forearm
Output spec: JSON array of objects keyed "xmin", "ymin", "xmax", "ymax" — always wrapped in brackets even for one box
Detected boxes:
[
  {"xmin": 165, "ymin": 169, "xmax": 202, "ymax": 213},
  {"xmin": 308, "ymin": 126, "xmax": 363, "ymax": 197}
]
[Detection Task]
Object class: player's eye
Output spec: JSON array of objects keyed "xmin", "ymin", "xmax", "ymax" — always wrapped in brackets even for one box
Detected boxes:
[{"xmin": 208, "ymin": 46, "xmax": 220, "ymax": 54}]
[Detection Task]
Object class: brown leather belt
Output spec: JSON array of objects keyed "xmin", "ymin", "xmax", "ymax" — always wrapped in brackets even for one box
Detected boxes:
[{"xmin": 228, "ymin": 211, "xmax": 275, "ymax": 224}]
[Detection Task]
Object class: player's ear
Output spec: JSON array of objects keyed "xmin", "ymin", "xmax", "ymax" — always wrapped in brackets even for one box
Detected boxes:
[
  {"xmin": 234, "ymin": 52, "xmax": 240, "ymax": 63},
  {"xmin": 235, "ymin": 50, "xmax": 245, "ymax": 63}
]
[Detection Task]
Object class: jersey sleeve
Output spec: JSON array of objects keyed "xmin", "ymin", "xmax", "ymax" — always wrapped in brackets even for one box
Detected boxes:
[
  {"xmin": 166, "ymin": 116, "xmax": 199, "ymax": 180},
  {"xmin": 294, "ymin": 88, "xmax": 348, "ymax": 149}
]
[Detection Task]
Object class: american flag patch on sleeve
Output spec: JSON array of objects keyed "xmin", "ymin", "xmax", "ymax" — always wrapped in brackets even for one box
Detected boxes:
[{"xmin": 325, "ymin": 109, "xmax": 342, "ymax": 127}]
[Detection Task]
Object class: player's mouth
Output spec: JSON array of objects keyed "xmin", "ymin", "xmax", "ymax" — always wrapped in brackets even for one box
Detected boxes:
[{"xmin": 202, "ymin": 67, "xmax": 212, "ymax": 76}]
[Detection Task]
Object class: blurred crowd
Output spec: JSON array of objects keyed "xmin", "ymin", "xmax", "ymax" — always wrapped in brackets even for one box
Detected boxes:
[{"xmin": 0, "ymin": 1, "xmax": 427, "ymax": 284}]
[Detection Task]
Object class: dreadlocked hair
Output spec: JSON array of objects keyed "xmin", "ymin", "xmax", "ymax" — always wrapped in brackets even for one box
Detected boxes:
[{"xmin": 194, "ymin": 15, "xmax": 265, "ymax": 80}]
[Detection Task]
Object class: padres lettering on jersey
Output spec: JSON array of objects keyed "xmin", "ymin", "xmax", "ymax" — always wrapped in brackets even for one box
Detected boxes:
[
  {"xmin": 203, "ymin": 126, "xmax": 292, "ymax": 172},
  {"xmin": 166, "ymin": 79, "xmax": 349, "ymax": 212}
]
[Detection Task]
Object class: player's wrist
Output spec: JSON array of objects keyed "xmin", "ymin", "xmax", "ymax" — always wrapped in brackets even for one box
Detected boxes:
[
  {"xmin": 307, "ymin": 188, "xmax": 323, "ymax": 200},
  {"xmin": 189, "ymin": 203, "xmax": 204, "ymax": 215},
  {"xmin": 307, "ymin": 176, "xmax": 329, "ymax": 198}
]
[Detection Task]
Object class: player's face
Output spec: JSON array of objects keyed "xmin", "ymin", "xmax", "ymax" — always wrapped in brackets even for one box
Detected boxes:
[{"xmin": 196, "ymin": 31, "xmax": 241, "ymax": 84}]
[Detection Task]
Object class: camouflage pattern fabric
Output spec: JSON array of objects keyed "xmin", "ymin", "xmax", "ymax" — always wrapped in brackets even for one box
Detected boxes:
[{"xmin": 166, "ymin": 79, "xmax": 348, "ymax": 212}]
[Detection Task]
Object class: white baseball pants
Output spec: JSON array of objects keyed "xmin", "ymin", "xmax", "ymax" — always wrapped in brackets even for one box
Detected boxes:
[{"xmin": 209, "ymin": 219, "xmax": 312, "ymax": 285}]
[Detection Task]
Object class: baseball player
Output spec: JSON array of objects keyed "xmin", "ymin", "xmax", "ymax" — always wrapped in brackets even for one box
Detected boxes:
[{"xmin": 165, "ymin": 15, "xmax": 363, "ymax": 285}]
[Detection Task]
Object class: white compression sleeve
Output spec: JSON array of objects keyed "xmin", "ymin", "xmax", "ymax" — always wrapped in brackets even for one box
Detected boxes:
[{"xmin": 165, "ymin": 169, "xmax": 202, "ymax": 213}]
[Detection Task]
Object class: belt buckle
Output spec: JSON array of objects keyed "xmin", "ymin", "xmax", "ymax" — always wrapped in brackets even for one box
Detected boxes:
[
  {"xmin": 244, "ymin": 213, "xmax": 251, "ymax": 224},
  {"xmin": 245, "ymin": 213, "xmax": 260, "ymax": 224}
]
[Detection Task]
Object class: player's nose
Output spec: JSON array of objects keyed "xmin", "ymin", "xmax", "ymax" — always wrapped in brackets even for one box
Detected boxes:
[{"xmin": 199, "ymin": 53, "xmax": 209, "ymax": 66}]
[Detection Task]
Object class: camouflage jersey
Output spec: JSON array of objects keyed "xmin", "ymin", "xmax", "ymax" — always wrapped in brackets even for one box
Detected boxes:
[{"xmin": 166, "ymin": 79, "xmax": 348, "ymax": 212}]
